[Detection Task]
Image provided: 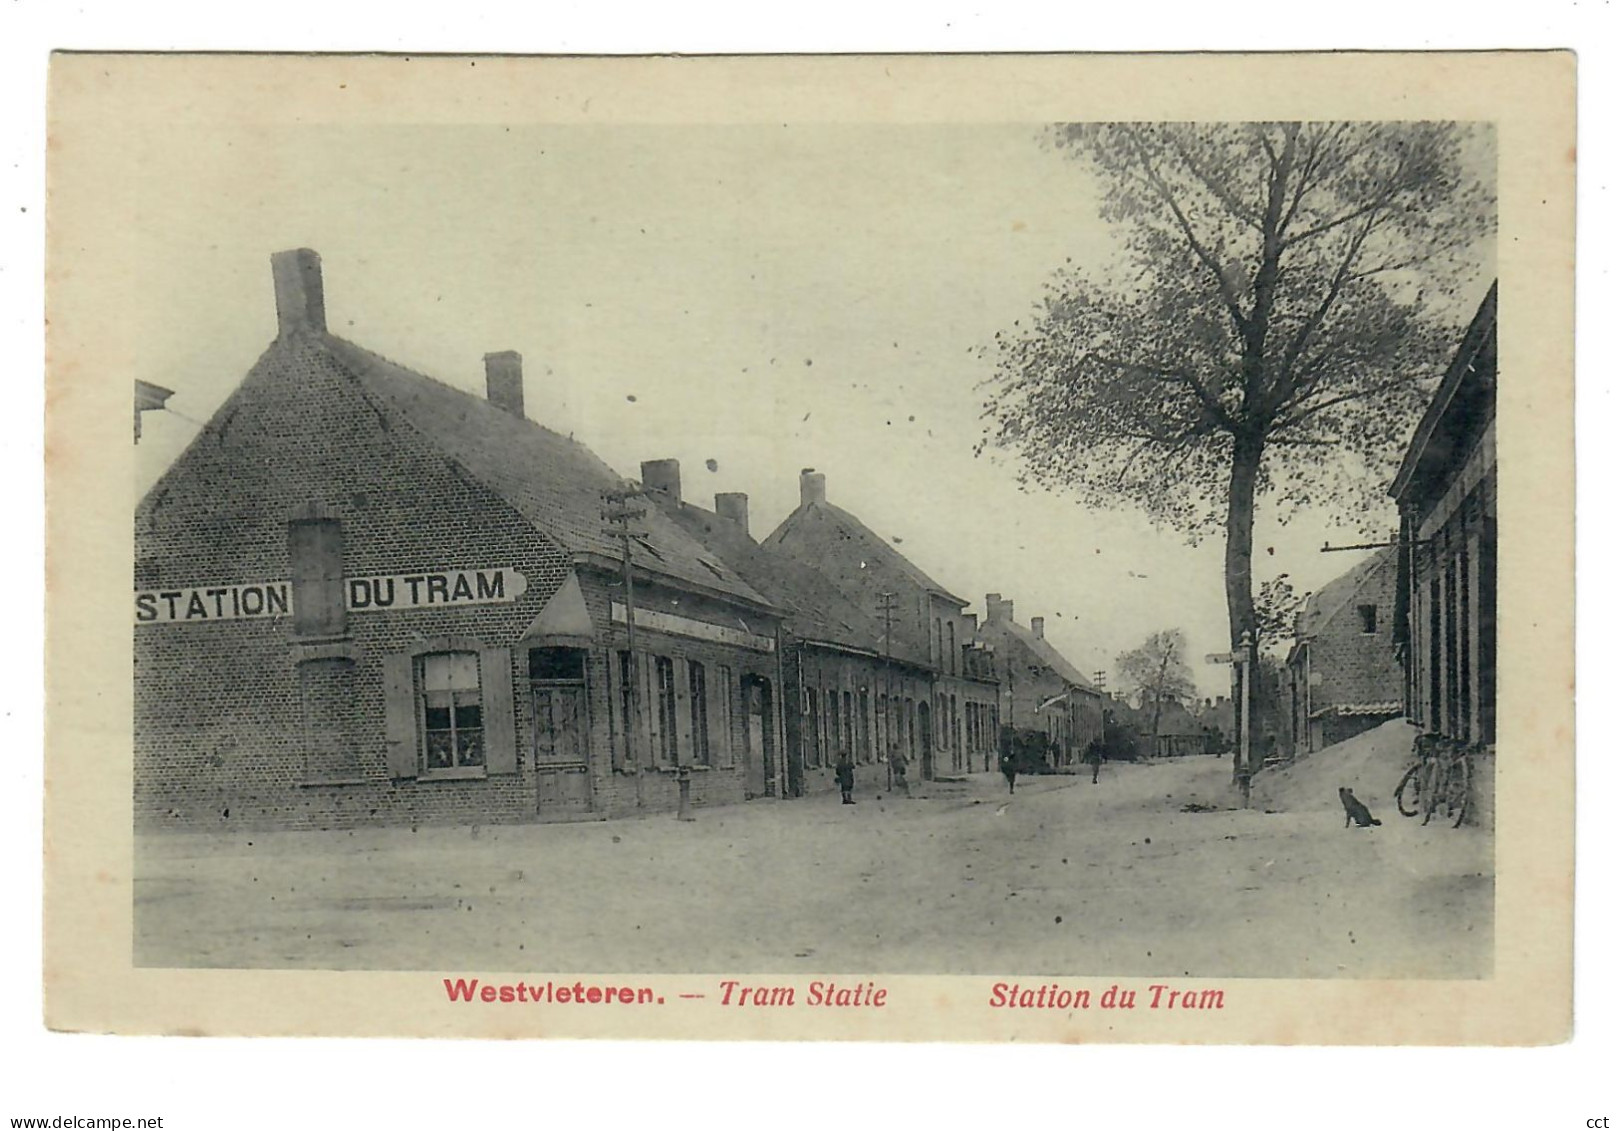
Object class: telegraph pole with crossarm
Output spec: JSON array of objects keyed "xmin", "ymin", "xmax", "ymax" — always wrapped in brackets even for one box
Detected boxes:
[{"xmin": 601, "ymin": 483, "xmax": 649, "ymax": 804}]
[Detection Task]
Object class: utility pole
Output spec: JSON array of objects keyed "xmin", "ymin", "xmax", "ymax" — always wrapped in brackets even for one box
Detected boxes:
[
  {"xmin": 602, "ymin": 483, "xmax": 649, "ymax": 807},
  {"xmin": 1092, "ymin": 671, "xmax": 1107, "ymax": 691},
  {"xmin": 876, "ymin": 590, "xmax": 900, "ymax": 791}
]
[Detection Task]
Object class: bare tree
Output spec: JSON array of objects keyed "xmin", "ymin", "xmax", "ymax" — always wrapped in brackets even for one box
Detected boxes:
[
  {"xmin": 980, "ymin": 122, "xmax": 1493, "ymax": 655},
  {"xmin": 1117, "ymin": 629, "xmax": 1197, "ymax": 746}
]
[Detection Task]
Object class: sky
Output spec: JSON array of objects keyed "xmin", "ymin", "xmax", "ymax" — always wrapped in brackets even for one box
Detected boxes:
[{"xmin": 131, "ymin": 122, "xmax": 1494, "ymax": 699}]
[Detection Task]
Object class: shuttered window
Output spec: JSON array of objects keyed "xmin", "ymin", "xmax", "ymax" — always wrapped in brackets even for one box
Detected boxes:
[{"xmin": 382, "ymin": 644, "xmax": 515, "ymax": 779}]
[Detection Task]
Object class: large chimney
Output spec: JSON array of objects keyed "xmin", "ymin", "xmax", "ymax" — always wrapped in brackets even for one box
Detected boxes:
[
  {"xmin": 1031, "ymin": 616, "xmax": 1045, "ymax": 640},
  {"xmin": 715, "ymin": 492, "xmax": 750, "ymax": 535},
  {"xmin": 271, "ymin": 248, "xmax": 326, "ymax": 337},
  {"xmin": 640, "ymin": 459, "xmax": 682, "ymax": 505},
  {"xmin": 800, "ymin": 468, "xmax": 827, "ymax": 507},
  {"xmin": 985, "ymin": 593, "xmax": 1013, "ymax": 623},
  {"xmin": 483, "ymin": 351, "xmax": 525, "ymax": 417}
]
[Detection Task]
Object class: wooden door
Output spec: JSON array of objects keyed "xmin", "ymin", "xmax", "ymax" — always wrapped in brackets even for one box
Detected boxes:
[
  {"xmin": 532, "ymin": 684, "xmax": 592, "ymax": 815},
  {"xmin": 744, "ymin": 680, "xmax": 769, "ymax": 798}
]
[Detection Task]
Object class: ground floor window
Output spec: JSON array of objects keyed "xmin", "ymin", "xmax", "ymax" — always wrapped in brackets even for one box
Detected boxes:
[
  {"xmin": 689, "ymin": 660, "xmax": 711, "ymax": 766},
  {"xmin": 420, "ymin": 651, "xmax": 484, "ymax": 772},
  {"xmin": 654, "ymin": 656, "xmax": 679, "ymax": 765}
]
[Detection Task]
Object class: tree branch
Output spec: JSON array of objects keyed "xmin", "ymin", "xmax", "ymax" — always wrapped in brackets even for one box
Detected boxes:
[{"xmin": 1120, "ymin": 128, "xmax": 1253, "ymax": 338}]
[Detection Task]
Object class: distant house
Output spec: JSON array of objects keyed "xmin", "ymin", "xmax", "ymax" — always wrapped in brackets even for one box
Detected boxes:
[
  {"xmin": 975, "ymin": 594, "xmax": 1105, "ymax": 770},
  {"xmin": 1285, "ymin": 547, "xmax": 1405, "ymax": 756},
  {"xmin": 1391, "ymin": 284, "xmax": 1497, "ymax": 750},
  {"xmin": 762, "ymin": 470, "xmax": 1000, "ymax": 780},
  {"xmin": 1149, "ymin": 699, "xmax": 1208, "ymax": 758}
]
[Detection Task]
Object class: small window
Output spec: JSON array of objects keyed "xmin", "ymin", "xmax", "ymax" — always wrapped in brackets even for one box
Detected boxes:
[
  {"xmin": 419, "ymin": 651, "xmax": 483, "ymax": 772},
  {"xmin": 1357, "ymin": 604, "xmax": 1378, "ymax": 634}
]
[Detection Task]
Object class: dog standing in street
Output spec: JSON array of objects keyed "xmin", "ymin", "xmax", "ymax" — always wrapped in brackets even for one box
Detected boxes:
[{"xmin": 1339, "ymin": 787, "xmax": 1381, "ymax": 828}]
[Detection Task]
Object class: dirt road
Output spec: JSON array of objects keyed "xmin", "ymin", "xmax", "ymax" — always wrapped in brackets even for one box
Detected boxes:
[{"xmin": 135, "ymin": 754, "xmax": 1491, "ymax": 977}]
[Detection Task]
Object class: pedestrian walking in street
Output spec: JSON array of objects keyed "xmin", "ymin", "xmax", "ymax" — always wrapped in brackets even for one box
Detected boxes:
[
  {"xmin": 999, "ymin": 748, "xmax": 1018, "ymax": 795},
  {"xmin": 890, "ymin": 743, "xmax": 913, "ymax": 798},
  {"xmin": 1084, "ymin": 737, "xmax": 1106, "ymax": 784},
  {"xmin": 836, "ymin": 750, "xmax": 857, "ymax": 805}
]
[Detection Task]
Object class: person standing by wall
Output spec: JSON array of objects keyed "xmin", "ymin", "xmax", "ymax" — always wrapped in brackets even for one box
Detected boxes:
[{"xmin": 836, "ymin": 750, "xmax": 857, "ymax": 805}]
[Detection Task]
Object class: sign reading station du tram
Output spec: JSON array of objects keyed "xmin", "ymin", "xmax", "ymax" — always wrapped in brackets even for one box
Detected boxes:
[{"xmin": 133, "ymin": 568, "xmax": 528, "ymax": 624}]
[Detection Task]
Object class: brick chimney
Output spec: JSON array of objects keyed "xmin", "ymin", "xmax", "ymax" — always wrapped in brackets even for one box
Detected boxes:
[
  {"xmin": 985, "ymin": 593, "xmax": 1013, "ymax": 623},
  {"xmin": 715, "ymin": 492, "xmax": 750, "ymax": 535},
  {"xmin": 271, "ymin": 248, "xmax": 326, "ymax": 337},
  {"xmin": 800, "ymin": 468, "xmax": 827, "ymax": 507},
  {"xmin": 483, "ymin": 351, "xmax": 525, "ymax": 417},
  {"xmin": 963, "ymin": 612, "xmax": 979, "ymax": 634},
  {"xmin": 640, "ymin": 459, "xmax": 682, "ymax": 505},
  {"xmin": 1031, "ymin": 616, "xmax": 1045, "ymax": 640}
]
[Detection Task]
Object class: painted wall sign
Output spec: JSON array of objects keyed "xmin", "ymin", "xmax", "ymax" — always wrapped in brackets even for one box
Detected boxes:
[
  {"xmin": 135, "ymin": 569, "xmax": 528, "ymax": 625},
  {"xmin": 135, "ymin": 582, "xmax": 292, "ymax": 624},
  {"xmin": 610, "ymin": 601, "xmax": 775, "ymax": 653},
  {"xmin": 346, "ymin": 569, "xmax": 527, "ymax": 611}
]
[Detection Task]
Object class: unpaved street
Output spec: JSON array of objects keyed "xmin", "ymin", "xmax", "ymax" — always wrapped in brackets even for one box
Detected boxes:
[{"xmin": 135, "ymin": 742, "xmax": 1491, "ymax": 978}]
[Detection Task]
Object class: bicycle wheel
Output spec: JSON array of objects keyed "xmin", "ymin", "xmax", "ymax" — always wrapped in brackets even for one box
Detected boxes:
[
  {"xmin": 1442, "ymin": 755, "xmax": 1472, "ymax": 828},
  {"xmin": 1394, "ymin": 763, "xmax": 1426, "ymax": 818},
  {"xmin": 1420, "ymin": 756, "xmax": 1447, "ymax": 826}
]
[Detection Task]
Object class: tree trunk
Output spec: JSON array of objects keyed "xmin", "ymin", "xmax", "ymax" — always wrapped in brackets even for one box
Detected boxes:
[{"xmin": 1225, "ymin": 430, "xmax": 1263, "ymax": 784}]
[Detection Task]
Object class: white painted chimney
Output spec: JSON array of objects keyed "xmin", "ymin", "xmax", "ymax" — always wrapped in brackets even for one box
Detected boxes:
[
  {"xmin": 1031, "ymin": 616, "xmax": 1045, "ymax": 639},
  {"xmin": 483, "ymin": 351, "xmax": 525, "ymax": 417},
  {"xmin": 271, "ymin": 248, "xmax": 326, "ymax": 337}
]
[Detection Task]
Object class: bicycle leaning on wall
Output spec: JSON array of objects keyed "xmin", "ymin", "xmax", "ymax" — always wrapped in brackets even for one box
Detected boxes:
[{"xmin": 1393, "ymin": 732, "xmax": 1473, "ymax": 829}]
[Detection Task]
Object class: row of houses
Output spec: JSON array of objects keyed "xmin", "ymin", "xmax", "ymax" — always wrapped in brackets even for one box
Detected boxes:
[
  {"xmin": 1283, "ymin": 286, "xmax": 1497, "ymax": 793},
  {"xmin": 133, "ymin": 249, "xmax": 1107, "ymax": 830}
]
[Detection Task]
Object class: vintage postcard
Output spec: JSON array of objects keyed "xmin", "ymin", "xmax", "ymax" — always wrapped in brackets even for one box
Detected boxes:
[{"xmin": 44, "ymin": 51, "xmax": 1574, "ymax": 1044}]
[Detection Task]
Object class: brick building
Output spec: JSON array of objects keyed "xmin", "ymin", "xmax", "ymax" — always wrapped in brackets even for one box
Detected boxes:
[
  {"xmin": 135, "ymin": 249, "xmax": 786, "ymax": 831},
  {"xmin": 1284, "ymin": 547, "xmax": 1404, "ymax": 756},
  {"xmin": 1391, "ymin": 284, "xmax": 1497, "ymax": 819},
  {"xmin": 761, "ymin": 470, "xmax": 1000, "ymax": 780},
  {"xmin": 644, "ymin": 461, "xmax": 935, "ymax": 797},
  {"xmin": 974, "ymin": 594, "xmax": 1105, "ymax": 770}
]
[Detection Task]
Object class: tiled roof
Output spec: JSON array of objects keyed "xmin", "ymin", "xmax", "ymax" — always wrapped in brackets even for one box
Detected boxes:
[
  {"xmin": 763, "ymin": 500, "xmax": 967, "ymax": 606},
  {"xmin": 320, "ymin": 336, "xmax": 774, "ymax": 611},
  {"xmin": 659, "ymin": 500, "xmax": 894, "ymax": 655},
  {"xmin": 979, "ymin": 617, "xmax": 1100, "ymax": 694}
]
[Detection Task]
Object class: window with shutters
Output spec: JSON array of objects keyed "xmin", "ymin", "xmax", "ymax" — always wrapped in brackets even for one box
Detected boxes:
[
  {"xmin": 654, "ymin": 656, "xmax": 679, "ymax": 765},
  {"xmin": 418, "ymin": 651, "xmax": 484, "ymax": 775}
]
